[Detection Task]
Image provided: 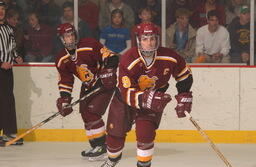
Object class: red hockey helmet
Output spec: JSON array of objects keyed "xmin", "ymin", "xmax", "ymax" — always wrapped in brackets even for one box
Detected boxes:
[
  {"xmin": 136, "ymin": 22, "xmax": 160, "ymax": 56},
  {"xmin": 57, "ymin": 23, "xmax": 77, "ymax": 49},
  {"xmin": 136, "ymin": 22, "xmax": 160, "ymax": 37}
]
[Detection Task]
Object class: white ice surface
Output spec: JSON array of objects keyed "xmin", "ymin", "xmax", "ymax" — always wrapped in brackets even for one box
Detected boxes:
[{"xmin": 0, "ymin": 142, "xmax": 255, "ymax": 167}]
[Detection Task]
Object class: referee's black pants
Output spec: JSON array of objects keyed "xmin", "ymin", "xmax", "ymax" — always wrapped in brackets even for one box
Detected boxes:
[{"xmin": 0, "ymin": 68, "xmax": 17, "ymax": 135}]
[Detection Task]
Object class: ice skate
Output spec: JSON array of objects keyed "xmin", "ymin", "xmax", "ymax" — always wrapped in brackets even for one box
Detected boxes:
[
  {"xmin": 2, "ymin": 134, "xmax": 23, "ymax": 145},
  {"xmin": 81, "ymin": 147, "xmax": 95, "ymax": 157},
  {"xmin": 100, "ymin": 158, "xmax": 119, "ymax": 167},
  {"xmin": 87, "ymin": 145, "xmax": 107, "ymax": 161}
]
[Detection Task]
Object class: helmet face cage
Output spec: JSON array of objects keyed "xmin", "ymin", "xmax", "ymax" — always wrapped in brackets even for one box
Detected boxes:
[
  {"xmin": 136, "ymin": 23, "xmax": 160, "ymax": 56},
  {"xmin": 60, "ymin": 31, "xmax": 78, "ymax": 50},
  {"xmin": 57, "ymin": 23, "xmax": 78, "ymax": 50},
  {"xmin": 136, "ymin": 34, "xmax": 159, "ymax": 56}
]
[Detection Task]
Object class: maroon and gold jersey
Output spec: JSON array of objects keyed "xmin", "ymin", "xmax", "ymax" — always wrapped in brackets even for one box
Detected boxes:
[
  {"xmin": 55, "ymin": 38, "xmax": 114, "ymax": 96},
  {"xmin": 118, "ymin": 47, "xmax": 192, "ymax": 109}
]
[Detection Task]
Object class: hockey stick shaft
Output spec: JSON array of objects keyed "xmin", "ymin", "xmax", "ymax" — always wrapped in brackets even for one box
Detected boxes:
[
  {"xmin": 5, "ymin": 87, "xmax": 101, "ymax": 147},
  {"xmin": 185, "ymin": 111, "xmax": 233, "ymax": 167}
]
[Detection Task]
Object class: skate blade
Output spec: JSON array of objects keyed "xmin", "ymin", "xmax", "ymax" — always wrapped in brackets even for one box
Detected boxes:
[{"xmin": 88, "ymin": 153, "xmax": 108, "ymax": 162}]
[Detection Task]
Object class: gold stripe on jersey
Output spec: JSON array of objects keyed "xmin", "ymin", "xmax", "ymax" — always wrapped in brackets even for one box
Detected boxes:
[
  {"xmin": 177, "ymin": 65, "xmax": 190, "ymax": 77},
  {"xmin": 127, "ymin": 58, "xmax": 141, "ymax": 70},
  {"xmin": 58, "ymin": 84, "xmax": 73, "ymax": 89},
  {"xmin": 176, "ymin": 73, "xmax": 190, "ymax": 82},
  {"xmin": 135, "ymin": 91, "xmax": 143, "ymax": 109},
  {"xmin": 59, "ymin": 88, "xmax": 72, "ymax": 94},
  {"xmin": 126, "ymin": 88, "xmax": 135, "ymax": 106},
  {"xmin": 77, "ymin": 47, "xmax": 93, "ymax": 52},
  {"xmin": 156, "ymin": 56, "xmax": 177, "ymax": 63},
  {"xmin": 57, "ymin": 54, "xmax": 70, "ymax": 68}
]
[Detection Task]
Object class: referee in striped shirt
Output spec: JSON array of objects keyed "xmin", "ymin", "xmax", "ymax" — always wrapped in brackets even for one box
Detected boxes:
[{"xmin": 0, "ymin": 1, "xmax": 23, "ymax": 145}]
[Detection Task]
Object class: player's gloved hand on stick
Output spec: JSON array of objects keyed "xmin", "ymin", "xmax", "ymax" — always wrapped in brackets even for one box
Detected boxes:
[
  {"xmin": 99, "ymin": 68, "xmax": 117, "ymax": 89},
  {"xmin": 175, "ymin": 91, "xmax": 193, "ymax": 118},
  {"xmin": 140, "ymin": 90, "xmax": 171, "ymax": 113},
  {"xmin": 57, "ymin": 97, "xmax": 73, "ymax": 117}
]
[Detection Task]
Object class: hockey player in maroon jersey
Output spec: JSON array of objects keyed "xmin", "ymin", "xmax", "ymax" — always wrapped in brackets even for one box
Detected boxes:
[
  {"xmin": 55, "ymin": 23, "xmax": 118, "ymax": 161},
  {"xmin": 100, "ymin": 22, "xmax": 193, "ymax": 167}
]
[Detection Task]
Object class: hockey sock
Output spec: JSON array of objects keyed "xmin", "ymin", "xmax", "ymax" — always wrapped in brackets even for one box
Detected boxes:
[
  {"xmin": 89, "ymin": 139, "xmax": 97, "ymax": 148},
  {"xmin": 137, "ymin": 161, "xmax": 151, "ymax": 167},
  {"xmin": 94, "ymin": 134, "xmax": 106, "ymax": 146},
  {"xmin": 109, "ymin": 153, "xmax": 122, "ymax": 162}
]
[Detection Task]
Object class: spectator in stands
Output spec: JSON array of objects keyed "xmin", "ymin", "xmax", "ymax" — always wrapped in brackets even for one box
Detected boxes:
[
  {"xmin": 6, "ymin": 8, "xmax": 25, "ymax": 59},
  {"xmin": 24, "ymin": 12, "xmax": 54, "ymax": 62},
  {"xmin": 123, "ymin": 0, "xmax": 141, "ymax": 16},
  {"xmin": 35, "ymin": 0, "xmax": 61, "ymax": 28},
  {"xmin": 225, "ymin": 0, "xmax": 249, "ymax": 25},
  {"xmin": 166, "ymin": 0, "xmax": 194, "ymax": 28},
  {"xmin": 191, "ymin": 0, "xmax": 226, "ymax": 28},
  {"xmin": 166, "ymin": 8, "xmax": 196, "ymax": 63},
  {"xmin": 61, "ymin": 1, "xmax": 92, "ymax": 39},
  {"xmin": 2, "ymin": 0, "xmax": 24, "ymax": 22},
  {"xmin": 228, "ymin": 5, "xmax": 250, "ymax": 64},
  {"xmin": 100, "ymin": 9, "xmax": 131, "ymax": 54},
  {"xmin": 194, "ymin": 10, "xmax": 230, "ymax": 63},
  {"xmin": 137, "ymin": 0, "xmax": 161, "ymax": 26},
  {"xmin": 131, "ymin": 7, "xmax": 161, "ymax": 47},
  {"xmin": 54, "ymin": 1, "xmax": 93, "ymax": 53},
  {"xmin": 90, "ymin": 0, "xmax": 101, "ymax": 7},
  {"xmin": 17, "ymin": 0, "xmax": 37, "ymax": 19},
  {"xmin": 78, "ymin": 0, "xmax": 99, "ymax": 39},
  {"xmin": 21, "ymin": 0, "xmax": 38, "ymax": 13},
  {"xmin": 99, "ymin": 0, "xmax": 134, "ymax": 30},
  {"xmin": 14, "ymin": 0, "xmax": 27, "ymax": 13}
]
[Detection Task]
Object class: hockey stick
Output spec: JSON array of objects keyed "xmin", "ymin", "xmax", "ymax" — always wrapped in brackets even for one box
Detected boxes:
[
  {"xmin": 3, "ymin": 87, "xmax": 101, "ymax": 147},
  {"xmin": 185, "ymin": 111, "xmax": 233, "ymax": 167}
]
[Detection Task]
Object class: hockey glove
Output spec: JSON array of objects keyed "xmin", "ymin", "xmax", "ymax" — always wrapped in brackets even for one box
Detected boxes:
[
  {"xmin": 99, "ymin": 68, "xmax": 117, "ymax": 89},
  {"xmin": 57, "ymin": 97, "xmax": 73, "ymax": 117},
  {"xmin": 175, "ymin": 92, "xmax": 193, "ymax": 118},
  {"xmin": 140, "ymin": 90, "xmax": 172, "ymax": 113}
]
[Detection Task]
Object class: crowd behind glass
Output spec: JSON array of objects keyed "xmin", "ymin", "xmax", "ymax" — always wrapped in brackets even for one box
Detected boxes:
[{"xmin": 4, "ymin": 0, "xmax": 255, "ymax": 64}]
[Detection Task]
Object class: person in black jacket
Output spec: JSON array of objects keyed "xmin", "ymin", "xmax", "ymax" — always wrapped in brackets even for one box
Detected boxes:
[{"xmin": 228, "ymin": 5, "xmax": 251, "ymax": 64}]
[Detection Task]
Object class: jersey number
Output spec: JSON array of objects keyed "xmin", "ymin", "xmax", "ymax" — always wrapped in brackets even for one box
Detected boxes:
[{"xmin": 122, "ymin": 76, "xmax": 131, "ymax": 88}]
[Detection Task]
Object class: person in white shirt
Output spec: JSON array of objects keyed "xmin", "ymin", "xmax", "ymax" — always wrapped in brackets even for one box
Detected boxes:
[{"xmin": 194, "ymin": 10, "xmax": 231, "ymax": 63}]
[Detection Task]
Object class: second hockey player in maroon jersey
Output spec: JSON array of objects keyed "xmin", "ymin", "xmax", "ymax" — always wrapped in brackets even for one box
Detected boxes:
[
  {"xmin": 55, "ymin": 23, "xmax": 118, "ymax": 161},
  {"xmin": 100, "ymin": 22, "xmax": 193, "ymax": 167}
]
